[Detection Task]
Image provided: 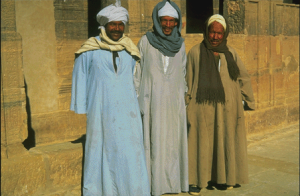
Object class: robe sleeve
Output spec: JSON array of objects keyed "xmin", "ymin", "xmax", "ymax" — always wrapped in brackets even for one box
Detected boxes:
[
  {"xmin": 234, "ymin": 51, "xmax": 255, "ymax": 110},
  {"xmin": 185, "ymin": 47, "xmax": 196, "ymax": 106},
  {"xmin": 182, "ymin": 43, "xmax": 188, "ymax": 94},
  {"xmin": 70, "ymin": 52, "xmax": 89, "ymax": 114},
  {"xmin": 134, "ymin": 38, "xmax": 144, "ymax": 98}
]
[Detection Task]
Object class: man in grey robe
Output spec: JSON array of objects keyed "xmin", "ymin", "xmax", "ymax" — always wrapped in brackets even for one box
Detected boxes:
[
  {"xmin": 135, "ymin": 0, "xmax": 188, "ymax": 195},
  {"xmin": 186, "ymin": 14, "xmax": 255, "ymax": 195},
  {"xmin": 70, "ymin": 2, "xmax": 150, "ymax": 195}
]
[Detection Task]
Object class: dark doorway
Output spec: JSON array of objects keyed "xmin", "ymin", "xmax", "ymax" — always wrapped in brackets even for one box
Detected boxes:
[
  {"xmin": 186, "ymin": 1, "xmax": 213, "ymax": 33},
  {"xmin": 186, "ymin": 0, "xmax": 225, "ymax": 34},
  {"xmin": 88, "ymin": 0, "xmax": 102, "ymax": 38}
]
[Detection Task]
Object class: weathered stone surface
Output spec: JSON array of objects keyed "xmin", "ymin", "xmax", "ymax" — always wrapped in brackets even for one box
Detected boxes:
[
  {"xmin": 244, "ymin": 35, "xmax": 258, "ymax": 71},
  {"xmin": 256, "ymin": 69, "xmax": 272, "ymax": 109},
  {"xmin": 1, "ymin": 86, "xmax": 7, "ymax": 159},
  {"xmin": 1, "ymin": 154, "xmax": 47, "ymax": 196},
  {"xmin": 248, "ymin": 106, "xmax": 288, "ymax": 134},
  {"xmin": 1, "ymin": 0, "xmax": 16, "ymax": 32},
  {"xmin": 287, "ymin": 103, "xmax": 299, "ymax": 124},
  {"xmin": 273, "ymin": 3, "xmax": 299, "ymax": 36},
  {"xmin": 31, "ymin": 142, "xmax": 83, "ymax": 190},
  {"xmin": 225, "ymin": 0, "xmax": 299, "ymax": 36},
  {"xmin": 181, "ymin": 34, "xmax": 204, "ymax": 53},
  {"xmin": 15, "ymin": 0, "xmax": 59, "ymax": 115},
  {"xmin": 1, "ymin": 33, "xmax": 24, "ymax": 89},
  {"xmin": 54, "ymin": 0, "xmax": 88, "ymax": 40},
  {"xmin": 2, "ymin": 88, "xmax": 27, "ymax": 144},
  {"xmin": 32, "ymin": 111, "xmax": 86, "ymax": 146},
  {"xmin": 224, "ymin": 0, "xmax": 245, "ymax": 34},
  {"xmin": 1, "ymin": 142, "xmax": 83, "ymax": 196}
]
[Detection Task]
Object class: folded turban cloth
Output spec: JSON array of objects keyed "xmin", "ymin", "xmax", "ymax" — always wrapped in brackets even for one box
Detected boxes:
[
  {"xmin": 207, "ymin": 14, "xmax": 226, "ymax": 31},
  {"xmin": 96, "ymin": 4, "xmax": 129, "ymax": 28},
  {"xmin": 158, "ymin": 1, "xmax": 179, "ymax": 19}
]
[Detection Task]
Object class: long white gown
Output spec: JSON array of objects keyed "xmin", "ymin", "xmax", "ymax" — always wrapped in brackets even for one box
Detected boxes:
[{"xmin": 136, "ymin": 35, "xmax": 189, "ymax": 196}]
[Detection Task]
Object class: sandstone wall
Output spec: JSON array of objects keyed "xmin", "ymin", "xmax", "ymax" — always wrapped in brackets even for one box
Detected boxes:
[{"xmin": 1, "ymin": 0, "xmax": 298, "ymax": 195}]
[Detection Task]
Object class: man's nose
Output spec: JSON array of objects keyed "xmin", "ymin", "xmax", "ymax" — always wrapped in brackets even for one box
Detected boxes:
[
  {"xmin": 213, "ymin": 33, "xmax": 218, "ymax": 39},
  {"xmin": 115, "ymin": 25, "xmax": 120, "ymax": 30},
  {"xmin": 166, "ymin": 21, "xmax": 170, "ymax": 27}
]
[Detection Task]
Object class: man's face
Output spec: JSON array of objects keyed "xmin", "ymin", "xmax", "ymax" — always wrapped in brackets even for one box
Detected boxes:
[
  {"xmin": 105, "ymin": 21, "xmax": 125, "ymax": 41},
  {"xmin": 208, "ymin": 21, "xmax": 225, "ymax": 47},
  {"xmin": 160, "ymin": 16, "xmax": 178, "ymax": 36}
]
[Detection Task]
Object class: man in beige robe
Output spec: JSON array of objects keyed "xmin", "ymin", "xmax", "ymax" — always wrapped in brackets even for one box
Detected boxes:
[{"xmin": 185, "ymin": 14, "xmax": 255, "ymax": 195}]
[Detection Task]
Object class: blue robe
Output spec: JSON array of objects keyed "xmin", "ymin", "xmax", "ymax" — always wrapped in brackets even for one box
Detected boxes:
[{"xmin": 70, "ymin": 37, "xmax": 150, "ymax": 196}]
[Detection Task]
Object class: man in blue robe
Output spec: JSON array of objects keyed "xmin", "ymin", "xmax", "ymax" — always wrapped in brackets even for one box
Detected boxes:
[{"xmin": 70, "ymin": 2, "xmax": 150, "ymax": 195}]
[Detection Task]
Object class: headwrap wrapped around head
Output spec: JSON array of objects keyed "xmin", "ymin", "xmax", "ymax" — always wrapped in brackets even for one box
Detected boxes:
[
  {"xmin": 75, "ymin": 2, "xmax": 140, "ymax": 60},
  {"xmin": 158, "ymin": 1, "xmax": 179, "ymax": 19},
  {"xmin": 196, "ymin": 14, "xmax": 240, "ymax": 105},
  {"xmin": 146, "ymin": 0, "xmax": 184, "ymax": 57},
  {"xmin": 96, "ymin": 3, "xmax": 129, "ymax": 28},
  {"xmin": 207, "ymin": 14, "xmax": 226, "ymax": 31}
]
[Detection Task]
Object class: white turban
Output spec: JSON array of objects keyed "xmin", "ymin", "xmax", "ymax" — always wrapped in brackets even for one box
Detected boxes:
[
  {"xmin": 208, "ymin": 14, "xmax": 226, "ymax": 31},
  {"xmin": 158, "ymin": 1, "xmax": 178, "ymax": 19},
  {"xmin": 96, "ymin": 4, "xmax": 129, "ymax": 28}
]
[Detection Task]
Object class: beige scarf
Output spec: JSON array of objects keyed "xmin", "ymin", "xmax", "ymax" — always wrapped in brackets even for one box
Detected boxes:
[{"xmin": 75, "ymin": 27, "xmax": 140, "ymax": 60}]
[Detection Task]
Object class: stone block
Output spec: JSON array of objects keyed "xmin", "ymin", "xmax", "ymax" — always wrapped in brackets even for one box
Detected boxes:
[
  {"xmin": 58, "ymin": 93, "xmax": 72, "ymax": 111},
  {"xmin": 228, "ymin": 34, "xmax": 246, "ymax": 63},
  {"xmin": 56, "ymin": 40, "xmax": 86, "ymax": 76},
  {"xmin": 244, "ymin": 1, "xmax": 258, "ymax": 35},
  {"xmin": 272, "ymin": 69, "xmax": 286, "ymax": 106},
  {"xmin": 281, "ymin": 36, "xmax": 299, "ymax": 63},
  {"xmin": 244, "ymin": 35, "xmax": 258, "ymax": 71},
  {"xmin": 269, "ymin": 36, "xmax": 282, "ymax": 68},
  {"xmin": 55, "ymin": 21, "xmax": 88, "ymax": 40},
  {"xmin": 1, "ymin": 154, "xmax": 47, "ymax": 196},
  {"xmin": 1, "ymin": 35, "xmax": 24, "ymax": 89},
  {"xmin": 53, "ymin": 0, "xmax": 88, "ymax": 40},
  {"xmin": 287, "ymin": 103, "xmax": 299, "ymax": 124},
  {"xmin": 32, "ymin": 142, "xmax": 83, "ymax": 190},
  {"xmin": 256, "ymin": 69, "xmax": 272, "ymax": 109},
  {"xmin": 1, "ymin": 88, "xmax": 7, "ymax": 159},
  {"xmin": 2, "ymin": 88, "xmax": 27, "ymax": 145},
  {"xmin": 248, "ymin": 73, "xmax": 258, "ymax": 104},
  {"xmin": 257, "ymin": 36, "xmax": 270, "ymax": 70},
  {"xmin": 128, "ymin": 0, "xmax": 156, "ymax": 37},
  {"xmin": 224, "ymin": 0, "xmax": 245, "ymax": 34},
  {"xmin": 15, "ymin": 0, "xmax": 59, "ymax": 115},
  {"xmin": 32, "ymin": 111, "xmax": 86, "ymax": 146},
  {"xmin": 257, "ymin": 1, "xmax": 270, "ymax": 35},
  {"xmin": 248, "ymin": 106, "xmax": 287, "ymax": 134},
  {"xmin": 280, "ymin": 4, "xmax": 299, "ymax": 36},
  {"xmin": 1, "ymin": 0, "xmax": 16, "ymax": 32},
  {"xmin": 6, "ymin": 143, "xmax": 29, "ymax": 159},
  {"xmin": 184, "ymin": 34, "xmax": 204, "ymax": 53}
]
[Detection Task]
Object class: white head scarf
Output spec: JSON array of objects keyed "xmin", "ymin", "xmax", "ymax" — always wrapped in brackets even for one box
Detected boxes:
[
  {"xmin": 208, "ymin": 14, "xmax": 226, "ymax": 31},
  {"xmin": 96, "ymin": 3, "xmax": 129, "ymax": 28},
  {"xmin": 158, "ymin": 1, "xmax": 178, "ymax": 19}
]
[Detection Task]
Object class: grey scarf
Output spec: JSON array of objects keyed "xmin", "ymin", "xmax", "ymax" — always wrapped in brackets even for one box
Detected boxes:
[{"xmin": 146, "ymin": 0, "xmax": 184, "ymax": 57}]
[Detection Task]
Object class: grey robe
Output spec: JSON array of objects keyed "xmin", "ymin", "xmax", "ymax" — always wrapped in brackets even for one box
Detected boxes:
[
  {"xmin": 135, "ymin": 35, "xmax": 189, "ymax": 196},
  {"xmin": 186, "ymin": 43, "xmax": 255, "ymax": 188}
]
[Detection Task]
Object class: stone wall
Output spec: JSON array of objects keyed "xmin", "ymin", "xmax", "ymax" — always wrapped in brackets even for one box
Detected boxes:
[
  {"xmin": 1, "ymin": 0, "xmax": 28, "ymax": 159},
  {"xmin": 1, "ymin": 0, "xmax": 298, "ymax": 195},
  {"xmin": 14, "ymin": 0, "xmax": 87, "ymax": 147},
  {"xmin": 222, "ymin": 0, "xmax": 299, "ymax": 134}
]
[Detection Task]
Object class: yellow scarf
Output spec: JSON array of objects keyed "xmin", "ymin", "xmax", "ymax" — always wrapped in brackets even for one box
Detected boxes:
[{"xmin": 75, "ymin": 27, "xmax": 140, "ymax": 60}]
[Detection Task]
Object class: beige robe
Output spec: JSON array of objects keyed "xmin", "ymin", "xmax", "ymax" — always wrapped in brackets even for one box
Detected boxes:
[{"xmin": 185, "ymin": 43, "xmax": 255, "ymax": 188}]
